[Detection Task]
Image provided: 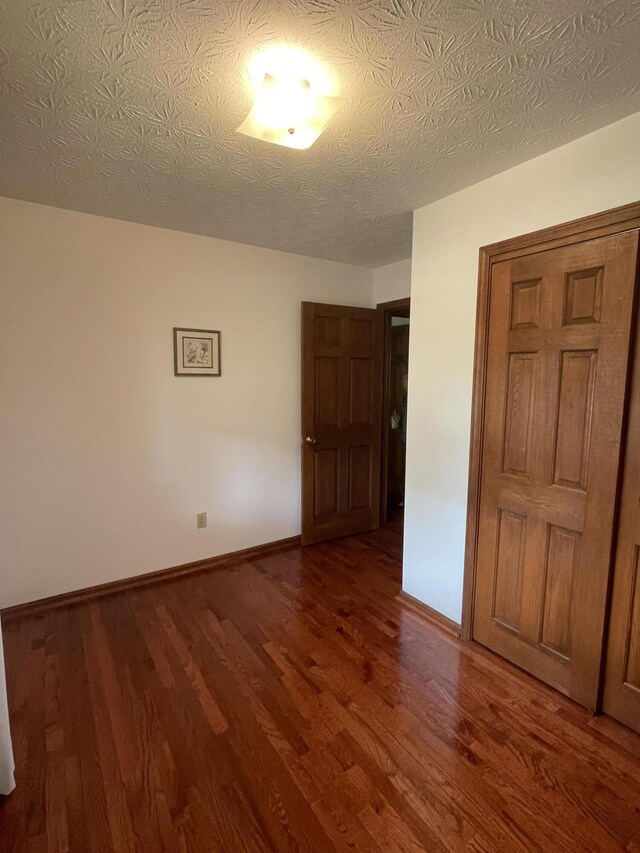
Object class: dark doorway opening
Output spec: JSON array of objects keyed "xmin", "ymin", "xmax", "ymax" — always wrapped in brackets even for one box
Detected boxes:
[{"xmin": 379, "ymin": 298, "xmax": 410, "ymax": 533}]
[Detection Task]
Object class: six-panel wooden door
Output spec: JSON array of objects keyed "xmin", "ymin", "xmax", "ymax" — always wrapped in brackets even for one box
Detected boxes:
[
  {"xmin": 301, "ymin": 302, "xmax": 383, "ymax": 545},
  {"xmin": 472, "ymin": 232, "xmax": 640, "ymax": 709}
]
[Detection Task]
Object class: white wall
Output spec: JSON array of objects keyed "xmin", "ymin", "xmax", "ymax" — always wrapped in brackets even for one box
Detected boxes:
[
  {"xmin": 0, "ymin": 198, "xmax": 373, "ymax": 608},
  {"xmin": 373, "ymin": 258, "xmax": 411, "ymax": 304},
  {"xmin": 404, "ymin": 110, "xmax": 640, "ymax": 623}
]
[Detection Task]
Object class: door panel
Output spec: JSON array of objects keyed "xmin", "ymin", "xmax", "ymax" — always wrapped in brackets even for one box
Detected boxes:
[
  {"xmin": 302, "ymin": 302, "xmax": 383, "ymax": 545},
  {"xmin": 553, "ymin": 350, "xmax": 597, "ymax": 490},
  {"xmin": 349, "ymin": 358, "xmax": 373, "ymax": 423},
  {"xmin": 493, "ymin": 509, "xmax": 527, "ymax": 631},
  {"xmin": 502, "ymin": 352, "xmax": 537, "ymax": 478},
  {"xmin": 315, "ymin": 357, "xmax": 340, "ymax": 426},
  {"xmin": 473, "ymin": 231, "xmax": 639, "ymax": 709},
  {"xmin": 539, "ymin": 524, "xmax": 579, "ymax": 660},
  {"xmin": 314, "ymin": 449, "xmax": 339, "ymax": 518}
]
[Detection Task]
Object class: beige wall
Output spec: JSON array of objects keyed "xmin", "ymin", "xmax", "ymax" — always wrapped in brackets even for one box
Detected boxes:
[
  {"xmin": 404, "ymin": 110, "xmax": 640, "ymax": 622},
  {"xmin": 0, "ymin": 198, "xmax": 373, "ymax": 608},
  {"xmin": 373, "ymin": 258, "xmax": 411, "ymax": 304}
]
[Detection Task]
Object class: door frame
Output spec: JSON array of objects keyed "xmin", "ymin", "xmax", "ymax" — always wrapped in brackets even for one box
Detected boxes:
[
  {"xmin": 461, "ymin": 200, "xmax": 640, "ymax": 642},
  {"xmin": 377, "ymin": 297, "xmax": 411, "ymax": 527}
]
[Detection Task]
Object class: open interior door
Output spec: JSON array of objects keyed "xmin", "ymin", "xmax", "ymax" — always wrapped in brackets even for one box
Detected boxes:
[{"xmin": 301, "ymin": 302, "xmax": 383, "ymax": 545}]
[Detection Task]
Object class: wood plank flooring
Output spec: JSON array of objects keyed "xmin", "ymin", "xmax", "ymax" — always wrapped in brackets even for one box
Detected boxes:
[{"xmin": 2, "ymin": 527, "xmax": 640, "ymax": 851}]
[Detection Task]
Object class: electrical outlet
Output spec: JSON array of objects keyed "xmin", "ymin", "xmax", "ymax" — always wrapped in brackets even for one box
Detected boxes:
[{"xmin": 196, "ymin": 512, "xmax": 207, "ymax": 529}]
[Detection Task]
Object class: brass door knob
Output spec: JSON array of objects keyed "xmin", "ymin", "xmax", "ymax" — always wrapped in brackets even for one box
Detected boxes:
[{"xmin": 305, "ymin": 436, "xmax": 317, "ymax": 444}]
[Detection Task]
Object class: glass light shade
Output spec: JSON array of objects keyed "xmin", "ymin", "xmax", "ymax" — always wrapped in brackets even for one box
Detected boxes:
[{"xmin": 237, "ymin": 73, "xmax": 343, "ymax": 150}]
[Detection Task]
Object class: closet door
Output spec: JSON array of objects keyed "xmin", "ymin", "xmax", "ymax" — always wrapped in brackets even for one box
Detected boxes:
[
  {"xmin": 604, "ymin": 258, "xmax": 640, "ymax": 733},
  {"xmin": 473, "ymin": 231, "xmax": 639, "ymax": 709}
]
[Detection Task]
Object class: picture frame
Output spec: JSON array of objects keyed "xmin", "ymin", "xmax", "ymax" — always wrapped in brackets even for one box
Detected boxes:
[{"xmin": 173, "ymin": 327, "xmax": 221, "ymax": 376}]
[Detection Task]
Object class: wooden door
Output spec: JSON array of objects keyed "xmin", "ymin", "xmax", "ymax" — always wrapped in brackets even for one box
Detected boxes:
[
  {"xmin": 473, "ymin": 231, "xmax": 639, "ymax": 709},
  {"xmin": 301, "ymin": 302, "xmax": 383, "ymax": 545},
  {"xmin": 604, "ymin": 255, "xmax": 640, "ymax": 732}
]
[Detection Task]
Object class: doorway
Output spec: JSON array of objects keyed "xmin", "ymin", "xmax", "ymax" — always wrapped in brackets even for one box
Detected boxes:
[
  {"xmin": 300, "ymin": 302, "xmax": 383, "ymax": 545},
  {"xmin": 299, "ymin": 298, "xmax": 409, "ymax": 561},
  {"xmin": 379, "ymin": 298, "xmax": 410, "ymax": 542}
]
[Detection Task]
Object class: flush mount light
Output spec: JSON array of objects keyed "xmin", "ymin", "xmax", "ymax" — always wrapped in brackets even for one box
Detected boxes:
[{"xmin": 237, "ymin": 48, "xmax": 343, "ymax": 150}]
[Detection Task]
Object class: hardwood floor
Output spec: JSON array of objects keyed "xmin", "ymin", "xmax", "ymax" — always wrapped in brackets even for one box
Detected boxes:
[
  {"xmin": 356, "ymin": 509, "xmax": 404, "ymax": 564},
  {"xmin": 2, "ymin": 528, "xmax": 640, "ymax": 852}
]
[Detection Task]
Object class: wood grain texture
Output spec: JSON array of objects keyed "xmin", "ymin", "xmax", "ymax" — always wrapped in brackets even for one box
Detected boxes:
[
  {"xmin": 301, "ymin": 302, "xmax": 383, "ymax": 545},
  {"xmin": 473, "ymin": 231, "xmax": 640, "ymax": 709},
  {"xmin": 2, "ymin": 529, "xmax": 640, "ymax": 852},
  {"xmin": 462, "ymin": 201, "xmax": 640, "ymax": 643}
]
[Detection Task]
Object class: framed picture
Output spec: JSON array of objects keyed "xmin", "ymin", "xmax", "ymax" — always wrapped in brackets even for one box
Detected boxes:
[{"xmin": 173, "ymin": 327, "xmax": 221, "ymax": 376}]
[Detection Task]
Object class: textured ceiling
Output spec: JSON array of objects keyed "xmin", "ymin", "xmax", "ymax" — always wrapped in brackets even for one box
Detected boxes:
[{"xmin": 1, "ymin": 1, "xmax": 640, "ymax": 267}]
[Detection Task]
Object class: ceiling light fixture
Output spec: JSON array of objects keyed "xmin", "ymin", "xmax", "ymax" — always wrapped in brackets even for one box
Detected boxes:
[{"xmin": 237, "ymin": 47, "xmax": 343, "ymax": 150}]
